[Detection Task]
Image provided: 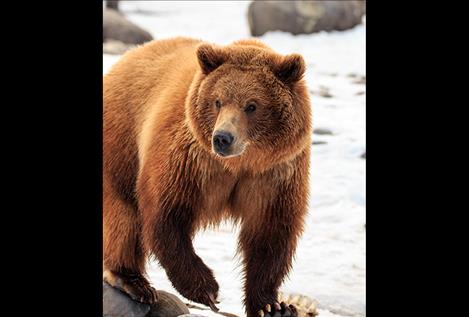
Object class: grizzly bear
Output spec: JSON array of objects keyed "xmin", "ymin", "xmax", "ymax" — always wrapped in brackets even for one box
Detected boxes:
[{"xmin": 103, "ymin": 37, "xmax": 312, "ymax": 317}]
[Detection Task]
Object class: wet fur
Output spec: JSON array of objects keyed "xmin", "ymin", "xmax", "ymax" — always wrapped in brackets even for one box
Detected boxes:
[{"xmin": 103, "ymin": 37, "xmax": 312, "ymax": 317}]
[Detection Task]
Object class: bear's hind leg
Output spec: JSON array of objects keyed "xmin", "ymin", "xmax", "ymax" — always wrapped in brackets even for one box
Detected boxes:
[{"xmin": 103, "ymin": 185, "xmax": 158, "ymax": 304}]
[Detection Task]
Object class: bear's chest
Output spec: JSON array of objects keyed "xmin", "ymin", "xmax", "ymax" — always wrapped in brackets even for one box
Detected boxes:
[{"xmin": 197, "ymin": 170, "xmax": 239, "ymax": 218}]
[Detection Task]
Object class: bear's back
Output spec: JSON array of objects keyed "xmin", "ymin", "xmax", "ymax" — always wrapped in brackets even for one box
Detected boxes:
[{"xmin": 104, "ymin": 37, "xmax": 202, "ymax": 202}]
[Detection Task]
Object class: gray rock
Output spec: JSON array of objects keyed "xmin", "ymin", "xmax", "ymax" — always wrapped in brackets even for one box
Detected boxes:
[
  {"xmin": 313, "ymin": 128, "xmax": 333, "ymax": 136},
  {"xmin": 103, "ymin": 8, "xmax": 153, "ymax": 45},
  {"xmin": 347, "ymin": 73, "xmax": 360, "ymax": 78},
  {"xmin": 147, "ymin": 290, "xmax": 190, "ymax": 317},
  {"xmin": 103, "ymin": 281, "xmax": 150, "ymax": 317},
  {"xmin": 317, "ymin": 86, "xmax": 333, "ymax": 98},
  {"xmin": 106, "ymin": 1, "xmax": 119, "ymax": 11},
  {"xmin": 248, "ymin": 0, "xmax": 365, "ymax": 36},
  {"xmin": 353, "ymin": 76, "xmax": 366, "ymax": 85},
  {"xmin": 310, "ymin": 86, "xmax": 332, "ymax": 98},
  {"xmin": 347, "ymin": 73, "xmax": 366, "ymax": 84},
  {"xmin": 312, "ymin": 140, "xmax": 327, "ymax": 145},
  {"xmin": 103, "ymin": 282, "xmax": 190, "ymax": 317},
  {"xmin": 103, "ymin": 40, "xmax": 136, "ymax": 55}
]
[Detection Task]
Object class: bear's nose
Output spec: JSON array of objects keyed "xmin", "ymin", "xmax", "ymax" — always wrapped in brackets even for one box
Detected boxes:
[{"xmin": 213, "ymin": 131, "xmax": 234, "ymax": 155}]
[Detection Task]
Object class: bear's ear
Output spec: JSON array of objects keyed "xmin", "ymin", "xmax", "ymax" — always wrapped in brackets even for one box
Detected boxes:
[
  {"xmin": 196, "ymin": 44, "xmax": 227, "ymax": 75},
  {"xmin": 274, "ymin": 54, "xmax": 306, "ymax": 85}
]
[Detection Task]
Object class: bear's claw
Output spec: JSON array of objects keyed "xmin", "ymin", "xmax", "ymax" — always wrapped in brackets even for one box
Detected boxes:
[
  {"xmin": 258, "ymin": 302, "xmax": 297, "ymax": 317},
  {"xmin": 207, "ymin": 291, "xmax": 220, "ymax": 312},
  {"xmin": 104, "ymin": 270, "xmax": 158, "ymax": 305}
]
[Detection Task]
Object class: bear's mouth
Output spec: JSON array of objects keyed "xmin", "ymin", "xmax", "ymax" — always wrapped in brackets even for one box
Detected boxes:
[{"xmin": 212, "ymin": 143, "xmax": 247, "ymax": 159}]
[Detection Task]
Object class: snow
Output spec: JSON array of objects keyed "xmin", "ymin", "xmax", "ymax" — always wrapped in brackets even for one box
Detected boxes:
[{"xmin": 103, "ymin": 2, "xmax": 365, "ymax": 317}]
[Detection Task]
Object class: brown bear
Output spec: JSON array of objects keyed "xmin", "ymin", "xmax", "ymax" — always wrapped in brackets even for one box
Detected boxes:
[{"xmin": 103, "ymin": 37, "xmax": 312, "ymax": 317}]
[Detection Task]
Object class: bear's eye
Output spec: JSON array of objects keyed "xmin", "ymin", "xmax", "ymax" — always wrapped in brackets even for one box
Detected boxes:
[
  {"xmin": 215, "ymin": 99, "xmax": 222, "ymax": 109},
  {"xmin": 245, "ymin": 102, "xmax": 257, "ymax": 114}
]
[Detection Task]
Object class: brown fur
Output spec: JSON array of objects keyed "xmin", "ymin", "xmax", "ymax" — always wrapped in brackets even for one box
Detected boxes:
[{"xmin": 103, "ymin": 37, "xmax": 312, "ymax": 317}]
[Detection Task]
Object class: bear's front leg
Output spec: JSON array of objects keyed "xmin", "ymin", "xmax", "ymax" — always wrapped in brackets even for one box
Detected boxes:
[
  {"xmin": 152, "ymin": 208, "xmax": 220, "ymax": 310},
  {"xmin": 139, "ymin": 177, "xmax": 220, "ymax": 311},
  {"xmin": 239, "ymin": 177, "xmax": 307, "ymax": 317}
]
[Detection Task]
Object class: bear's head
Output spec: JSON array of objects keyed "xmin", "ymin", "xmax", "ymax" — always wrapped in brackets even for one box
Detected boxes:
[{"xmin": 186, "ymin": 41, "xmax": 312, "ymax": 173}]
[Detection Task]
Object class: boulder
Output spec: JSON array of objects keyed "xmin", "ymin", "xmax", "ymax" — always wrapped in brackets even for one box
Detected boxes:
[
  {"xmin": 103, "ymin": 281, "xmax": 190, "ymax": 317},
  {"xmin": 347, "ymin": 73, "xmax": 366, "ymax": 85},
  {"xmin": 147, "ymin": 291, "xmax": 190, "ymax": 317},
  {"xmin": 106, "ymin": 1, "xmax": 119, "ymax": 11},
  {"xmin": 317, "ymin": 86, "xmax": 333, "ymax": 98},
  {"xmin": 103, "ymin": 8, "xmax": 153, "ymax": 45},
  {"xmin": 103, "ymin": 39, "xmax": 135, "ymax": 55},
  {"xmin": 353, "ymin": 76, "xmax": 366, "ymax": 85},
  {"xmin": 313, "ymin": 128, "xmax": 333, "ymax": 136},
  {"xmin": 312, "ymin": 140, "xmax": 327, "ymax": 145},
  {"xmin": 248, "ymin": 0, "xmax": 365, "ymax": 36}
]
